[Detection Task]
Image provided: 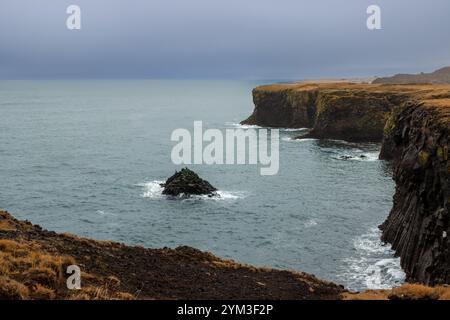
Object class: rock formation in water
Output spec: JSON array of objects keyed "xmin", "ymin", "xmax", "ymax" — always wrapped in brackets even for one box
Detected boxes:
[
  {"xmin": 373, "ymin": 66, "xmax": 450, "ymax": 85},
  {"xmin": 161, "ymin": 168, "xmax": 217, "ymax": 196},
  {"xmin": 379, "ymin": 99, "xmax": 450, "ymax": 285}
]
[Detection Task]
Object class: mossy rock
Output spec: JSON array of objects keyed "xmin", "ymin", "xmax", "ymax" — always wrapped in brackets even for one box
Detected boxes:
[
  {"xmin": 437, "ymin": 146, "xmax": 449, "ymax": 161},
  {"xmin": 417, "ymin": 151, "xmax": 430, "ymax": 167}
]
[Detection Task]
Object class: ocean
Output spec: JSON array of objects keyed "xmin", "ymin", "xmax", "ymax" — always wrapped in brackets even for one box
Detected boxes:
[{"xmin": 0, "ymin": 80, "xmax": 405, "ymax": 291}]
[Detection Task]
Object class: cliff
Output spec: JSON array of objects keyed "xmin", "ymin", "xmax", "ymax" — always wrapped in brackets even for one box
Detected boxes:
[
  {"xmin": 0, "ymin": 210, "xmax": 344, "ymax": 300},
  {"xmin": 242, "ymin": 82, "xmax": 450, "ymax": 142},
  {"xmin": 242, "ymin": 81, "xmax": 450, "ymax": 286},
  {"xmin": 379, "ymin": 99, "xmax": 450, "ymax": 285},
  {"xmin": 373, "ymin": 67, "xmax": 450, "ymax": 85}
]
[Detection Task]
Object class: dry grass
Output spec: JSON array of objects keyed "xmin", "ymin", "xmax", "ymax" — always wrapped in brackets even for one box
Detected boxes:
[
  {"xmin": 343, "ymin": 284, "xmax": 450, "ymax": 300},
  {"xmin": 0, "ymin": 239, "xmax": 134, "ymax": 300},
  {"xmin": 255, "ymin": 82, "xmax": 450, "ymax": 109},
  {"xmin": 0, "ymin": 219, "xmax": 16, "ymax": 231}
]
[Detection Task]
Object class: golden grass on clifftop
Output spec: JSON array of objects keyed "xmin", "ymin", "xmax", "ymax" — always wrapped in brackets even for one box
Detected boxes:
[
  {"xmin": 343, "ymin": 284, "xmax": 450, "ymax": 300},
  {"xmin": 255, "ymin": 82, "xmax": 450, "ymax": 124},
  {"xmin": 0, "ymin": 238, "xmax": 134, "ymax": 300}
]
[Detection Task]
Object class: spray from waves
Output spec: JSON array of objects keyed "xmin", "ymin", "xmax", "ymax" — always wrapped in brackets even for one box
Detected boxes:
[
  {"xmin": 138, "ymin": 180, "xmax": 246, "ymax": 201},
  {"xmin": 282, "ymin": 137, "xmax": 317, "ymax": 142},
  {"xmin": 225, "ymin": 122, "xmax": 309, "ymax": 132},
  {"xmin": 339, "ymin": 227, "xmax": 405, "ymax": 291},
  {"xmin": 95, "ymin": 210, "xmax": 116, "ymax": 216},
  {"xmin": 334, "ymin": 151, "xmax": 380, "ymax": 162},
  {"xmin": 351, "ymin": 151, "xmax": 380, "ymax": 162},
  {"xmin": 303, "ymin": 218, "xmax": 318, "ymax": 228},
  {"xmin": 282, "ymin": 128, "xmax": 309, "ymax": 132},
  {"xmin": 224, "ymin": 122, "xmax": 261, "ymax": 129},
  {"xmin": 138, "ymin": 180, "xmax": 165, "ymax": 199}
]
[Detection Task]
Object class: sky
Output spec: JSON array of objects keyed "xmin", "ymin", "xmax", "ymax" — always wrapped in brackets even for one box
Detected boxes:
[{"xmin": 0, "ymin": 0, "xmax": 449, "ymax": 79}]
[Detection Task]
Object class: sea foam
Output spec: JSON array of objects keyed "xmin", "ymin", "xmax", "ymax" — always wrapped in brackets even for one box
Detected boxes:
[
  {"xmin": 139, "ymin": 180, "xmax": 245, "ymax": 201},
  {"xmin": 340, "ymin": 228, "xmax": 405, "ymax": 291}
]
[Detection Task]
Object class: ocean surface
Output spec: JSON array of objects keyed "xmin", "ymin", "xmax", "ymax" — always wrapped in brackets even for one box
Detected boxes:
[{"xmin": 0, "ymin": 80, "xmax": 405, "ymax": 291}]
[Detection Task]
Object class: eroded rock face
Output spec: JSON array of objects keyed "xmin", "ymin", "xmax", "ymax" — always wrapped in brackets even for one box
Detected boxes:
[
  {"xmin": 161, "ymin": 168, "xmax": 217, "ymax": 197},
  {"xmin": 379, "ymin": 101, "xmax": 450, "ymax": 285},
  {"xmin": 241, "ymin": 88, "xmax": 317, "ymax": 128},
  {"xmin": 241, "ymin": 82, "xmax": 417, "ymax": 142},
  {"xmin": 300, "ymin": 90, "xmax": 407, "ymax": 142}
]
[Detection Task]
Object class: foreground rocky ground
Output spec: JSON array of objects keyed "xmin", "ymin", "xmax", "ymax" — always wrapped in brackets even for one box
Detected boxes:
[
  {"xmin": 2, "ymin": 209, "xmax": 450, "ymax": 300},
  {"xmin": 0, "ymin": 210, "xmax": 345, "ymax": 300}
]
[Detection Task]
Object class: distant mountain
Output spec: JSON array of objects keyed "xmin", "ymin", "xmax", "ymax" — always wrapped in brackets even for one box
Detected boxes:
[{"xmin": 373, "ymin": 67, "xmax": 450, "ymax": 84}]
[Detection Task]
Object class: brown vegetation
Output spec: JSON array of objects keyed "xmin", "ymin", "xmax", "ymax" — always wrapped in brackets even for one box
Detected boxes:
[
  {"xmin": 343, "ymin": 284, "xmax": 450, "ymax": 300},
  {"xmin": 0, "ymin": 210, "xmax": 344, "ymax": 300},
  {"xmin": 0, "ymin": 238, "xmax": 133, "ymax": 300}
]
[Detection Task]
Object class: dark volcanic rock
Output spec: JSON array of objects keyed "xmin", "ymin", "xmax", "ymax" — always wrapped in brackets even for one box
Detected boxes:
[
  {"xmin": 241, "ymin": 83, "xmax": 418, "ymax": 142},
  {"xmin": 161, "ymin": 168, "xmax": 217, "ymax": 197},
  {"xmin": 379, "ymin": 101, "xmax": 450, "ymax": 285}
]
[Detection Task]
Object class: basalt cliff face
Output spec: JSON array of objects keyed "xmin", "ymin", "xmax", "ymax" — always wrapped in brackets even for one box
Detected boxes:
[
  {"xmin": 379, "ymin": 99, "xmax": 450, "ymax": 285},
  {"xmin": 241, "ymin": 82, "xmax": 435, "ymax": 142},
  {"xmin": 243, "ymin": 82, "xmax": 450, "ymax": 285}
]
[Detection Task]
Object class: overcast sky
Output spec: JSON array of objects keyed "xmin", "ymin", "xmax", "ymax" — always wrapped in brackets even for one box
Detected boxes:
[{"xmin": 0, "ymin": 0, "xmax": 449, "ymax": 79}]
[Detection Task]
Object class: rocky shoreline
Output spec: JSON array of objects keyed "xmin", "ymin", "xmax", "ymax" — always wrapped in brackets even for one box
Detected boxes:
[
  {"xmin": 2, "ymin": 209, "xmax": 450, "ymax": 300},
  {"xmin": 242, "ymin": 81, "xmax": 450, "ymax": 287},
  {"xmin": 0, "ymin": 210, "xmax": 344, "ymax": 300}
]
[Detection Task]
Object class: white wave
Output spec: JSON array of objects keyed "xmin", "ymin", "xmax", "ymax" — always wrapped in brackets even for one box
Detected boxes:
[
  {"xmin": 225, "ymin": 122, "xmax": 308, "ymax": 132},
  {"xmin": 216, "ymin": 190, "xmax": 244, "ymax": 199},
  {"xmin": 304, "ymin": 218, "xmax": 318, "ymax": 228},
  {"xmin": 340, "ymin": 228, "xmax": 405, "ymax": 291},
  {"xmin": 352, "ymin": 151, "xmax": 380, "ymax": 162},
  {"xmin": 335, "ymin": 151, "xmax": 380, "ymax": 162},
  {"xmin": 139, "ymin": 180, "xmax": 245, "ymax": 201},
  {"xmin": 139, "ymin": 180, "xmax": 165, "ymax": 199},
  {"xmin": 292, "ymin": 138, "xmax": 317, "ymax": 142},
  {"xmin": 283, "ymin": 128, "xmax": 309, "ymax": 132},
  {"xmin": 95, "ymin": 210, "xmax": 115, "ymax": 216},
  {"xmin": 185, "ymin": 190, "xmax": 246, "ymax": 201},
  {"xmin": 224, "ymin": 122, "xmax": 262, "ymax": 129}
]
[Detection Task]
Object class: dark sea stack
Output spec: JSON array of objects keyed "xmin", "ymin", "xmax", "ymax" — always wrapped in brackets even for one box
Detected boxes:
[
  {"xmin": 379, "ymin": 99, "xmax": 450, "ymax": 285},
  {"xmin": 161, "ymin": 168, "xmax": 217, "ymax": 197}
]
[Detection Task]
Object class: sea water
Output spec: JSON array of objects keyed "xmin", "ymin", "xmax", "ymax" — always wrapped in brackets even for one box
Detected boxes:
[{"xmin": 0, "ymin": 80, "xmax": 405, "ymax": 291}]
